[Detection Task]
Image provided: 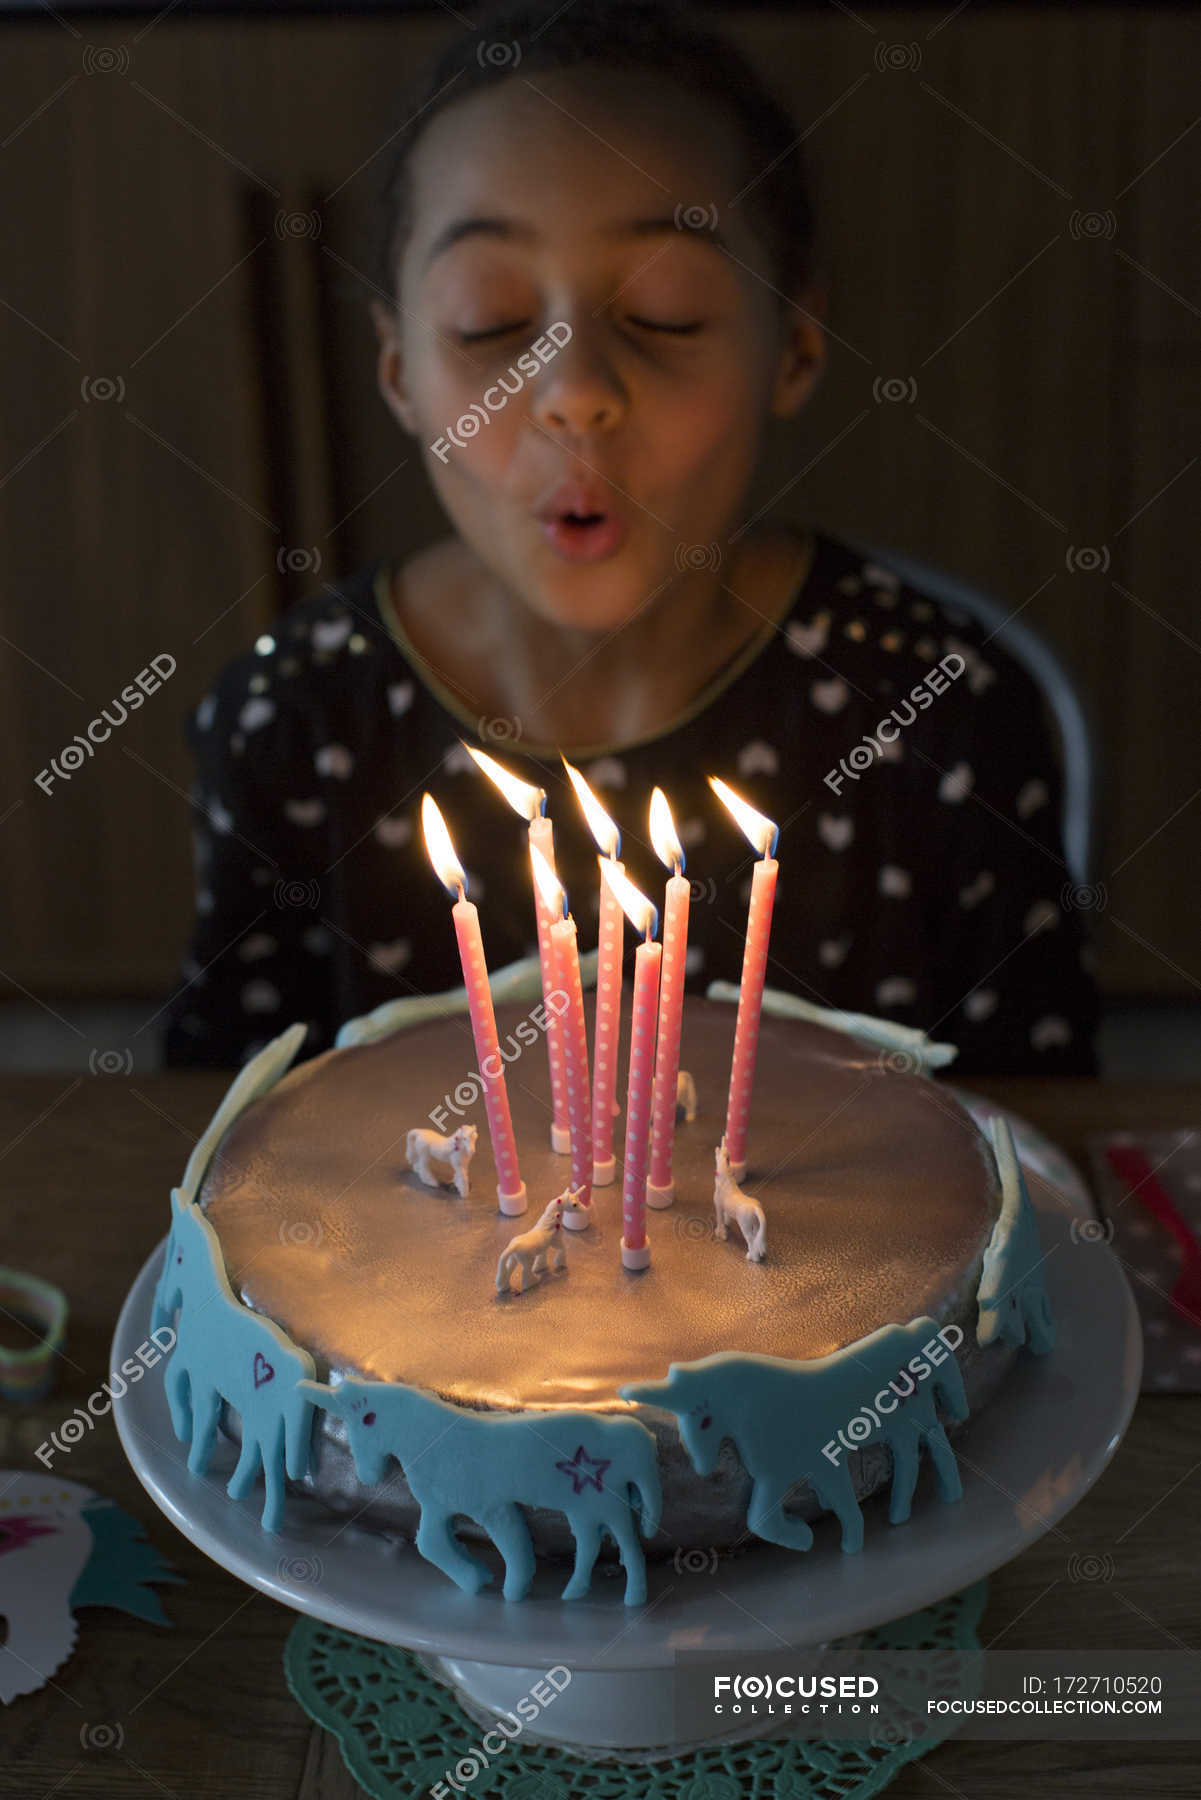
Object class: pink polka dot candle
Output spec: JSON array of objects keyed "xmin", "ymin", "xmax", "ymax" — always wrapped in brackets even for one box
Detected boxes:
[
  {"xmin": 421, "ymin": 793, "xmax": 527, "ymax": 1216},
  {"xmin": 601, "ymin": 860, "xmax": 662, "ymax": 1273},
  {"xmin": 530, "ymin": 846, "xmax": 593, "ymax": 1230},
  {"xmin": 646, "ymin": 787, "xmax": 691, "ymax": 1209},
  {"xmin": 562, "ymin": 756, "xmax": 624, "ymax": 1188},
  {"xmin": 708, "ymin": 776, "xmax": 779, "ymax": 1184},
  {"xmin": 464, "ymin": 743, "xmax": 571, "ymax": 1156}
]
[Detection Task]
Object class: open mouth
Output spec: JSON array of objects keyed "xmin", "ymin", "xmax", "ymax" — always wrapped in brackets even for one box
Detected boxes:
[{"xmin": 539, "ymin": 506, "xmax": 629, "ymax": 562}]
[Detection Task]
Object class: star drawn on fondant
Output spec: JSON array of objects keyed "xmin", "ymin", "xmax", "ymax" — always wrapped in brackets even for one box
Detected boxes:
[{"xmin": 554, "ymin": 1444, "xmax": 611, "ymax": 1494}]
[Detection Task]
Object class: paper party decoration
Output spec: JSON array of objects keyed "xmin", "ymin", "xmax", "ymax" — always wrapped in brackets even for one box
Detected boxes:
[{"xmin": 0, "ymin": 1474, "xmax": 181, "ymax": 1704}]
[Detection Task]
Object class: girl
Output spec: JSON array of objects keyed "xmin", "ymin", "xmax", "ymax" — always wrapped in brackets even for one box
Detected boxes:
[{"xmin": 162, "ymin": 0, "xmax": 1098, "ymax": 1076}]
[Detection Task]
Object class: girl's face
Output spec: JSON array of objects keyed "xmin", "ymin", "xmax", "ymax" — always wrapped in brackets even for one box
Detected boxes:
[{"xmin": 375, "ymin": 67, "xmax": 823, "ymax": 633}]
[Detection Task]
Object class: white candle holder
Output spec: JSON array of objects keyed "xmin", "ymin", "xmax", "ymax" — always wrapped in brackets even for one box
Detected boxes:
[
  {"xmin": 591, "ymin": 1154, "xmax": 617, "ymax": 1187},
  {"xmin": 620, "ymin": 1237, "xmax": 651, "ymax": 1271},
  {"xmin": 550, "ymin": 1121, "xmax": 573, "ymax": 1156},
  {"xmin": 498, "ymin": 1181, "xmax": 528, "ymax": 1219},
  {"xmin": 645, "ymin": 1180, "xmax": 675, "ymax": 1209}
]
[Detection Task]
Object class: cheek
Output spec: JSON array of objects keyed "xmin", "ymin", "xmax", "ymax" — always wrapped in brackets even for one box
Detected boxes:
[
  {"xmin": 641, "ymin": 354, "xmax": 767, "ymax": 481},
  {"xmin": 406, "ymin": 326, "xmax": 522, "ymax": 417},
  {"xmin": 419, "ymin": 368, "xmax": 530, "ymax": 495}
]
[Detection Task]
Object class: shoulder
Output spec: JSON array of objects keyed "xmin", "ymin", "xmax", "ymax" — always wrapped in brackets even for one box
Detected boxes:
[
  {"xmin": 186, "ymin": 561, "xmax": 392, "ymax": 750},
  {"xmin": 789, "ymin": 532, "xmax": 1052, "ymax": 737}
]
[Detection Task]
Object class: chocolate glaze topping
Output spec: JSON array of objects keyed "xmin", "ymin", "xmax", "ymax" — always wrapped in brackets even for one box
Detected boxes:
[{"xmin": 200, "ymin": 996, "xmax": 1000, "ymax": 1410}]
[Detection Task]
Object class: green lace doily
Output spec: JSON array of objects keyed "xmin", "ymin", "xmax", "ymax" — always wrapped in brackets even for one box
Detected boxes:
[{"xmin": 283, "ymin": 1579, "xmax": 987, "ymax": 1798}]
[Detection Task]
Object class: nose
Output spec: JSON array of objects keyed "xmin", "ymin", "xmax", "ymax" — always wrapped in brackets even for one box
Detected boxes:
[{"xmin": 530, "ymin": 327, "xmax": 626, "ymax": 438}]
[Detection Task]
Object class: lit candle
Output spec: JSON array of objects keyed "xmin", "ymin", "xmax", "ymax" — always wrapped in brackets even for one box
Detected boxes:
[
  {"xmin": 421, "ymin": 794, "xmax": 528, "ymax": 1216},
  {"xmin": 464, "ymin": 743, "xmax": 571, "ymax": 1155},
  {"xmin": 531, "ymin": 846, "xmax": 593, "ymax": 1228},
  {"xmin": 646, "ymin": 788, "xmax": 691, "ymax": 1208},
  {"xmin": 708, "ymin": 776, "xmax": 779, "ymax": 1184},
  {"xmin": 562, "ymin": 757, "xmax": 624, "ymax": 1187},
  {"xmin": 602, "ymin": 860, "xmax": 661, "ymax": 1272}
]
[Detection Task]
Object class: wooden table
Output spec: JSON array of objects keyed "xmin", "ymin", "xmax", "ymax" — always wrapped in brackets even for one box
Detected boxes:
[{"xmin": 2, "ymin": 1072, "xmax": 1198, "ymax": 1797}]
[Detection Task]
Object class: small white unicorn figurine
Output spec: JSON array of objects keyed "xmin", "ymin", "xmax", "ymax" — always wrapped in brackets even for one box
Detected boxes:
[
  {"xmin": 496, "ymin": 1185, "xmax": 590, "ymax": 1295},
  {"xmin": 713, "ymin": 1136, "xmax": 767, "ymax": 1261},
  {"xmin": 676, "ymin": 1069, "xmax": 697, "ymax": 1122},
  {"xmin": 406, "ymin": 1122, "xmax": 478, "ymax": 1198}
]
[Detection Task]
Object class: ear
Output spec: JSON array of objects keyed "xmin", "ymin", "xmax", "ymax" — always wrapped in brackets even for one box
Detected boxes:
[
  {"xmin": 369, "ymin": 299, "xmax": 418, "ymax": 436},
  {"xmin": 297, "ymin": 1379, "xmax": 343, "ymax": 1412},
  {"xmin": 619, "ymin": 1380, "xmax": 673, "ymax": 1408},
  {"xmin": 769, "ymin": 283, "xmax": 826, "ymax": 420}
]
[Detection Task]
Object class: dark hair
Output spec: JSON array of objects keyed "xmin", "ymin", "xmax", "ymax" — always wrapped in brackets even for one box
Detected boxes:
[{"xmin": 370, "ymin": 0, "xmax": 817, "ymax": 310}]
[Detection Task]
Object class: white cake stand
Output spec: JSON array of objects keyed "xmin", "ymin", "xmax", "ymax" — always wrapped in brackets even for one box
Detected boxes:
[{"xmin": 113, "ymin": 1120, "xmax": 1141, "ymax": 1755}]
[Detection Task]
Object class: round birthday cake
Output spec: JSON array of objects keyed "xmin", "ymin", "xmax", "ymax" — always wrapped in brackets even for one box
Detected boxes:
[{"xmin": 157, "ymin": 982, "xmax": 1055, "ymax": 1596}]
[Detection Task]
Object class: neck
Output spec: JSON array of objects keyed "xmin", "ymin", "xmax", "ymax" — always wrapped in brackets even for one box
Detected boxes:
[
  {"xmin": 423, "ymin": 526, "xmax": 808, "ymax": 751},
  {"xmin": 491, "ymin": 565, "xmax": 731, "ymax": 742}
]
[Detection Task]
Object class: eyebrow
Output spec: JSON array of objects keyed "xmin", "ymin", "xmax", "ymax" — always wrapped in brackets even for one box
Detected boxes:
[{"xmin": 423, "ymin": 214, "xmax": 731, "ymax": 272}]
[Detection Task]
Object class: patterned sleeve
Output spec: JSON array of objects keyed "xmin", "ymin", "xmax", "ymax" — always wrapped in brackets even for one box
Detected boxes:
[
  {"xmin": 922, "ymin": 635, "xmax": 1101, "ymax": 1077},
  {"xmin": 160, "ymin": 647, "xmax": 335, "ymax": 1069}
]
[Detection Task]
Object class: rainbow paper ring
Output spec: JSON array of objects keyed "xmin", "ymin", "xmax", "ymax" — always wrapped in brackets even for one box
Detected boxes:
[{"xmin": 0, "ymin": 1269, "xmax": 68, "ymax": 1403}]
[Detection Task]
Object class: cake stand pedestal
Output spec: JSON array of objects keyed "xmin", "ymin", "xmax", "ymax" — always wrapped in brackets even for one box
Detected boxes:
[{"xmin": 114, "ymin": 1188, "xmax": 1140, "ymax": 1755}]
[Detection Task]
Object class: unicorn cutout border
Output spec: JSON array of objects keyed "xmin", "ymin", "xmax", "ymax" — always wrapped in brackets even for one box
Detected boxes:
[
  {"xmin": 977, "ymin": 1114, "xmax": 1056, "ymax": 1354},
  {"xmin": 153, "ymin": 1190, "xmax": 316, "ymax": 1532},
  {"xmin": 623, "ymin": 1314, "xmax": 968, "ymax": 1556},
  {"xmin": 297, "ymin": 1374, "xmax": 661, "ymax": 1603}
]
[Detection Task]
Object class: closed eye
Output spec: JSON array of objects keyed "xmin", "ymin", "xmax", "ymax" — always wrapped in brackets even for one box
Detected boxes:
[
  {"xmin": 458, "ymin": 321, "xmax": 530, "ymax": 344},
  {"xmin": 628, "ymin": 317, "xmax": 703, "ymax": 335},
  {"xmin": 457, "ymin": 317, "xmax": 703, "ymax": 344}
]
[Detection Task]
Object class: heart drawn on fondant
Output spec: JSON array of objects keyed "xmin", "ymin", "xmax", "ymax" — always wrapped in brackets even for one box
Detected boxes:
[{"xmin": 252, "ymin": 1351, "xmax": 275, "ymax": 1388}]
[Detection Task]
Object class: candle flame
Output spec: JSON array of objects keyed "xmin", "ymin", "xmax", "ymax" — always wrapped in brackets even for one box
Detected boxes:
[
  {"xmin": 530, "ymin": 842, "xmax": 567, "ymax": 919},
  {"xmin": 707, "ymin": 775, "xmax": 779, "ymax": 858},
  {"xmin": 421, "ymin": 793, "xmax": 468, "ymax": 897},
  {"xmin": 601, "ymin": 858, "xmax": 659, "ymax": 940},
  {"xmin": 463, "ymin": 742, "xmax": 544, "ymax": 821},
  {"xmin": 562, "ymin": 756, "xmax": 621, "ymax": 858},
  {"xmin": 649, "ymin": 786, "xmax": 685, "ymax": 873}
]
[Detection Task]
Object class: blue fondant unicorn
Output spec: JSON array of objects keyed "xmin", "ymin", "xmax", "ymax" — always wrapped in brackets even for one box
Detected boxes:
[
  {"xmin": 623, "ymin": 1315, "xmax": 968, "ymax": 1555},
  {"xmin": 299, "ymin": 1376, "xmax": 662, "ymax": 1604},
  {"xmin": 977, "ymin": 1115, "xmax": 1056, "ymax": 1354},
  {"xmin": 154, "ymin": 1190, "xmax": 316, "ymax": 1532}
]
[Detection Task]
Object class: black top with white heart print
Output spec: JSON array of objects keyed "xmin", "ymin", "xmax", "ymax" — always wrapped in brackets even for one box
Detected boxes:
[{"xmin": 161, "ymin": 531, "xmax": 1099, "ymax": 1076}]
